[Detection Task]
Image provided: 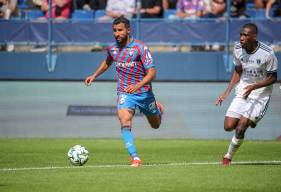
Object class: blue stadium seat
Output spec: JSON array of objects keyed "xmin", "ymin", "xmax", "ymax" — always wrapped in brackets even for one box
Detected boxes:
[
  {"xmin": 246, "ymin": 2, "xmax": 280, "ymax": 18},
  {"xmin": 255, "ymin": 9, "xmax": 266, "ymax": 18},
  {"xmin": 72, "ymin": 10, "xmax": 94, "ymax": 21},
  {"xmin": 246, "ymin": 2, "xmax": 255, "ymax": 10},
  {"xmin": 164, "ymin": 9, "xmax": 176, "ymax": 19},
  {"xmin": 269, "ymin": 8, "xmax": 275, "ymax": 17},
  {"xmin": 246, "ymin": 8, "xmax": 266, "ymax": 18},
  {"xmin": 269, "ymin": 4, "xmax": 280, "ymax": 17},
  {"xmin": 94, "ymin": 10, "xmax": 106, "ymax": 19},
  {"xmin": 18, "ymin": 0, "xmax": 29, "ymax": 9},
  {"xmin": 24, "ymin": 10, "xmax": 44, "ymax": 20},
  {"xmin": 246, "ymin": 9, "xmax": 256, "ymax": 18}
]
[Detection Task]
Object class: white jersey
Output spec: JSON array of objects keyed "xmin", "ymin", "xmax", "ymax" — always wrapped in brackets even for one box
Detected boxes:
[
  {"xmin": 106, "ymin": 0, "xmax": 135, "ymax": 16},
  {"xmin": 233, "ymin": 41, "xmax": 278, "ymax": 99}
]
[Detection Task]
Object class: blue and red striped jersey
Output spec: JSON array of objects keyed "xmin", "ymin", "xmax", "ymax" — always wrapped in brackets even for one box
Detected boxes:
[{"xmin": 106, "ymin": 36, "xmax": 155, "ymax": 94}]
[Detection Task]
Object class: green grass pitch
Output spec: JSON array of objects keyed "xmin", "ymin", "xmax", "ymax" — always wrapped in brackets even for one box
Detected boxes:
[{"xmin": 0, "ymin": 139, "xmax": 281, "ymax": 192}]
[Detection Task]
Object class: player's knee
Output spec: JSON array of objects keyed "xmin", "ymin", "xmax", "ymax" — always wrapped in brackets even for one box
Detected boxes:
[
  {"xmin": 224, "ymin": 123, "xmax": 235, "ymax": 132},
  {"xmin": 151, "ymin": 123, "xmax": 160, "ymax": 129},
  {"xmin": 118, "ymin": 116, "xmax": 131, "ymax": 125},
  {"xmin": 151, "ymin": 125, "xmax": 160, "ymax": 129},
  {"xmin": 224, "ymin": 118, "xmax": 237, "ymax": 132},
  {"xmin": 224, "ymin": 126, "xmax": 232, "ymax": 132},
  {"xmin": 150, "ymin": 120, "xmax": 161, "ymax": 129},
  {"xmin": 119, "ymin": 119, "xmax": 131, "ymax": 128}
]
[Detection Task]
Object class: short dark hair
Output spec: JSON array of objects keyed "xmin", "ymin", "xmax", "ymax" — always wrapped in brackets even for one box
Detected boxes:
[
  {"xmin": 242, "ymin": 23, "xmax": 258, "ymax": 35},
  {"xmin": 113, "ymin": 16, "xmax": 130, "ymax": 29}
]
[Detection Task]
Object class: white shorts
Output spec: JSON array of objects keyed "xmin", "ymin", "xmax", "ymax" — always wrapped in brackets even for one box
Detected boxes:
[{"xmin": 226, "ymin": 96, "xmax": 270, "ymax": 125}]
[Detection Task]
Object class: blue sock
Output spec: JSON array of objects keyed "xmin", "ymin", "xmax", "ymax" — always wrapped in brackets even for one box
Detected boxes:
[{"xmin": 121, "ymin": 127, "xmax": 138, "ymax": 158}]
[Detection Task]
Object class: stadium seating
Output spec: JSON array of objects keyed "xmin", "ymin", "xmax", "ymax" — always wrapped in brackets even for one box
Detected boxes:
[
  {"xmin": 71, "ymin": 10, "xmax": 94, "ymax": 21},
  {"xmin": 246, "ymin": 10, "xmax": 254, "ymax": 17},
  {"xmin": 245, "ymin": 3, "xmax": 280, "ymax": 18},
  {"xmin": 23, "ymin": 10, "xmax": 44, "ymax": 20},
  {"xmin": 17, "ymin": 0, "xmax": 29, "ymax": 9},
  {"xmin": 94, "ymin": 10, "xmax": 106, "ymax": 20},
  {"xmin": 247, "ymin": 8, "xmax": 278, "ymax": 18},
  {"xmin": 246, "ymin": 2, "xmax": 255, "ymax": 10},
  {"xmin": 163, "ymin": 9, "xmax": 176, "ymax": 19},
  {"xmin": 255, "ymin": 9, "xmax": 266, "ymax": 18}
]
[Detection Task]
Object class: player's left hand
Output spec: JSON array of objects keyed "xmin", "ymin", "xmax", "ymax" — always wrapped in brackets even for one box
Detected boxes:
[
  {"xmin": 243, "ymin": 84, "xmax": 256, "ymax": 98},
  {"xmin": 125, "ymin": 84, "xmax": 141, "ymax": 94}
]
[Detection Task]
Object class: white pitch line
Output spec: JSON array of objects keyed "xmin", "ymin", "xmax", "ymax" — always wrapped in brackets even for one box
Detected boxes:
[{"xmin": 1, "ymin": 160, "xmax": 281, "ymax": 172}]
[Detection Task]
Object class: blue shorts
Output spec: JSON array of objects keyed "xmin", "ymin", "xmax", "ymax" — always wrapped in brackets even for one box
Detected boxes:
[{"xmin": 117, "ymin": 92, "xmax": 161, "ymax": 116}]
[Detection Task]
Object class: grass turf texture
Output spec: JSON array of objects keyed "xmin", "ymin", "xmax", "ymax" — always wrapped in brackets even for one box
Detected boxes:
[{"xmin": 0, "ymin": 139, "xmax": 280, "ymax": 192}]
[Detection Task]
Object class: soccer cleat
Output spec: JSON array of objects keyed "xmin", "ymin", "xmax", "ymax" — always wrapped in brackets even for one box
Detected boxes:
[
  {"xmin": 130, "ymin": 157, "xmax": 142, "ymax": 167},
  {"xmin": 222, "ymin": 157, "xmax": 231, "ymax": 166},
  {"xmin": 156, "ymin": 100, "xmax": 164, "ymax": 115}
]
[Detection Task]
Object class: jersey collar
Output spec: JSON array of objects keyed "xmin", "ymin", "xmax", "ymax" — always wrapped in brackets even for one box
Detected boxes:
[{"xmin": 127, "ymin": 36, "xmax": 134, "ymax": 48}]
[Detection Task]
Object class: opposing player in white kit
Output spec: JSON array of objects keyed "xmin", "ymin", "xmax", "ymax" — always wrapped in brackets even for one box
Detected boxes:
[{"xmin": 216, "ymin": 23, "xmax": 278, "ymax": 166}]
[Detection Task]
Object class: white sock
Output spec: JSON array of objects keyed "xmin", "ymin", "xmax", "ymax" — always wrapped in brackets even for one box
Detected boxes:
[
  {"xmin": 224, "ymin": 135, "xmax": 243, "ymax": 160},
  {"xmin": 133, "ymin": 157, "xmax": 140, "ymax": 161}
]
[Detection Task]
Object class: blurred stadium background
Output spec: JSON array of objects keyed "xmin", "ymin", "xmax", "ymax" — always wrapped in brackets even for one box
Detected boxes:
[{"xmin": 0, "ymin": 0, "xmax": 280, "ymax": 140}]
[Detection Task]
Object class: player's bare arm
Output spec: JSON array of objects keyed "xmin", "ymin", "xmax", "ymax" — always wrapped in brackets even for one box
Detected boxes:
[
  {"xmin": 216, "ymin": 65, "xmax": 242, "ymax": 106},
  {"xmin": 243, "ymin": 72, "xmax": 277, "ymax": 98},
  {"xmin": 85, "ymin": 60, "xmax": 111, "ymax": 86},
  {"xmin": 125, "ymin": 67, "xmax": 156, "ymax": 94}
]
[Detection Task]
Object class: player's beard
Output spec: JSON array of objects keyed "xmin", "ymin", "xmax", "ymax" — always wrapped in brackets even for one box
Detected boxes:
[
  {"xmin": 116, "ymin": 35, "xmax": 128, "ymax": 46},
  {"xmin": 242, "ymin": 40, "xmax": 257, "ymax": 53},
  {"xmin": 240, "ymin": 40, "xmax": 246, "ymax": 49}
]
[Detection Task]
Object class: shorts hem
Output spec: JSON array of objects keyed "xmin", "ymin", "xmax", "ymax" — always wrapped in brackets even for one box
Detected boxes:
[{"xmin": 226, "ymin": 111, "xmax": 241, "ymax": 119}]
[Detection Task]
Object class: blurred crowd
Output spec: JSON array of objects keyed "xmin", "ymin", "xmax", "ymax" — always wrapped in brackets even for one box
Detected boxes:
[
  {"xmin": 1, "ymin": 0, "xmax": 280, "ymax": 52},
  {"xmin": 0, "ymin": 0, "xmax": 280, "ymax": 20}
]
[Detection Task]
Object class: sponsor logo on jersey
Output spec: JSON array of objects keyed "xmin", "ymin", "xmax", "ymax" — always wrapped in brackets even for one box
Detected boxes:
[
  {"xmin": 242, "ymin": 58, "xmax": 255, "ymax": 64},
  {"xmin": 128, "ymin": 48, "xmax": 135, "ymax": 56},
  {"xmin": 245, "ymin": 69, "xmax": 264, "ymax": 78},
  {"xmin": 115, "ymin": 61, "xmax": 136, "ymax": 68}
]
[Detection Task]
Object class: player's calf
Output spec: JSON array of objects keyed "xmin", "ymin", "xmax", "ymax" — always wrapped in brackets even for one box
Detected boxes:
[
  {"xmin": 235, "ymin": 117, "xmax": 251, "ymax": 139},
  {"xmin": 151, "ymin": 121, "xmax": 161, "ymax": 129}
]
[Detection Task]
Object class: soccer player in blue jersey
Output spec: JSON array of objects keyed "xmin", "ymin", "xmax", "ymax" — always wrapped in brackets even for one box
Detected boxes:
[{"xmin": 85, "ymin": 16, "xmax": 163, "ymax": 167}]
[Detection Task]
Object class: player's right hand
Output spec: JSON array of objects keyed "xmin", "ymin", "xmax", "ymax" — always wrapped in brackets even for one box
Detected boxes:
[
  {"xmin": 215, "ymin": 96, "xmax": 224, "ymax": 106},
  {"xmin": 215, "ymin": 93, "xmax": 228, "ymax": 106},
  {"xmin": 84, "ymin": 76, "xmax": 95, "ymax": 86}
]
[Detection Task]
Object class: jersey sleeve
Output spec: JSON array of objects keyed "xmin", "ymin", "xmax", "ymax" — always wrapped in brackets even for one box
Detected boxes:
[
  {"xmin": 127, "ymin": 0, "xmax": 135, "ymax": 13},
  {"xmin": 140, "ymin": 45, "xmax": 155, "ymax": 70},
  {"xmin": 105, "ymin": 0, "xmax": 113, "ymax": 11},
  {"xmin": 105, "ymin": 47, "xmax": 113, "ymax": 65},
  {"xmin": 266, "ymin": 51, "xmax": 278, "ymax": 73},
  {"xmin": 233, "ymin": 47, "xmax": 241, "ymax": 66}
]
